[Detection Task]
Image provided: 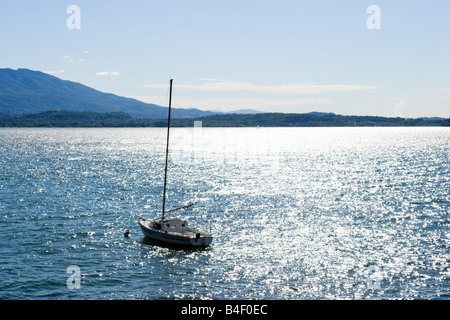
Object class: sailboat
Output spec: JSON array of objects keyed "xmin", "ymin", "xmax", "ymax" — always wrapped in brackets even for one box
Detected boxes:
[{"xmin": 138, "ymin": 79, "xmax": 213, "ymax": 247}]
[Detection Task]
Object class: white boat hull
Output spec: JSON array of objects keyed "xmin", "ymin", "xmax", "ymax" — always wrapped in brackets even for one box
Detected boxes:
[{"xmin": 138, "ymin": 218, "xmax": 213, "ymax": 247}]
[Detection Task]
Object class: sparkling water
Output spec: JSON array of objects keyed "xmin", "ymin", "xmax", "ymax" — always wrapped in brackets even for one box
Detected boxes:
[{"xmin": 0, "ymin": 127, "xmax": 449, "ymax": 299}]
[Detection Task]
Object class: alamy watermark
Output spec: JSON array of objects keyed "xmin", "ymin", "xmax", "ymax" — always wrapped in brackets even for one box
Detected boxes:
[
  {"xmin": 66, "ymin": 265, "xmax": 81, "ymax": 290},
  {"xmin": 66, "ymin": 5, "xmax": 81, "ymax": 30},
  {"xmin": 366, "ymin": 5, "xmax": 381, "ymax": 30},
  {"xmin": 366, "ymin": 265, "xmax": 383, "ymax": 290}
]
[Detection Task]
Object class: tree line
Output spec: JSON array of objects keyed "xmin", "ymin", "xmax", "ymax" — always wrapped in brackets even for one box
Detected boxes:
[{"xmin": 0, "ymin": 110, "xmax": 448, "ymax": 127}]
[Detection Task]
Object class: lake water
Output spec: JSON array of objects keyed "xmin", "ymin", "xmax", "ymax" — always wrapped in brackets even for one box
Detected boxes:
[{"xmin": 0, "ymin": 127, "xmax": 449, "ymax": 300}]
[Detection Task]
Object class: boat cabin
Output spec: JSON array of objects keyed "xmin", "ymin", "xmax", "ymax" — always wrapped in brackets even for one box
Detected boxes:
[{"xmin": 157, "ymin": 218, "xmax": 187, "ymax": 234}]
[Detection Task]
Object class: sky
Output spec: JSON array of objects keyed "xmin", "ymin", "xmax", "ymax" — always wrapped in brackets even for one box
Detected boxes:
[{"xmin": 0, "ymin": 0, "xmax": 449, "ymax": 118}]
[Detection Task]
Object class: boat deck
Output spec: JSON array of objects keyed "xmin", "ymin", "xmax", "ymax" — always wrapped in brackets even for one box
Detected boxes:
[
  {"xmin": 139, "ymin": 219, "xmax": 211, "ymax": 239},
  {"xmin": 138, "ymin": 218, "xmax": 213, "ymax": 247}
]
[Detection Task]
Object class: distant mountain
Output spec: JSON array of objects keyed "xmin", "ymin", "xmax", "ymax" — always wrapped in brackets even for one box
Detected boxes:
[
  {"xmin": 228, "ymin": 109, "xmax": 264, "ymax": 114},
  {"xmin": 209, "ymin": 108, "xmax": 264, "ymax": 115},
  {"xmin": 0, "ymin": 68, "xmax": 215, "ymax": 119}
]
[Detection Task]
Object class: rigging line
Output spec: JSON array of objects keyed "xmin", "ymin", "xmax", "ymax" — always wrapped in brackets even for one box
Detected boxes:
[{"xmin": 164, "ymin": 203, "xmax": 194, "ymax": 214}]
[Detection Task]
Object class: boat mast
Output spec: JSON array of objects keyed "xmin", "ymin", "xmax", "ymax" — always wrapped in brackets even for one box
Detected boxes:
[{"xmin": 162, "ymin": 79, "xmax": 173, "ymax": 219}]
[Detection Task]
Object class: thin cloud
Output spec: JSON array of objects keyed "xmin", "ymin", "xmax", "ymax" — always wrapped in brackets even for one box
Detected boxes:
[
  {"xmin": 180, "ymin": 97, "xmax": 335, "ymax": 111},
  {"xmin": 45, "ymin": 69, "xmax": 65, "ymax": 75},
  {"xmin": 63, "ymin": 51, "xmax": 89, "ymax": 63},
  {"xmin": 126, "ymin": 95, "xmax": 335, "ymax": 113},
  {"xmin": 96, "ymin": 71, "xmax": 120, "ymax": 76},
  {"xmin": 426, "ymin": 87, "xmax": 450, "ymax": 92},
  {"xmin": 144, "ymin": 80, "xmax": 377, "ymax": 95},
  {"xmin": 197, "ymin": 78, "xmax": 228, "ymax": 82},
  {"xmin": 63, "ymin": 54, "xmax": 74, "ymax": 63}
]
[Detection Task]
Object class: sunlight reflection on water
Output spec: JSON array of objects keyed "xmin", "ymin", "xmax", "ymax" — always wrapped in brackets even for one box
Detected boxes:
[{"xmin": 0, "ymin": 127, "xmax": 449, "ymax": 299}]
